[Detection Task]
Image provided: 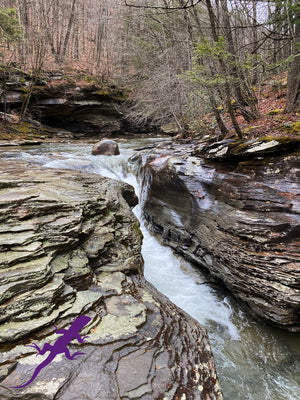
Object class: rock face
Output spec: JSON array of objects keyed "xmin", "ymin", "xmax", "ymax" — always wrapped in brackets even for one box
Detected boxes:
[
  {"xmin": 0, "ymin": 159, "xmax": 222, "ymax": 400},
  {"xmin": 35, "ymin": 100, "xmax": 122, "ymax": 137},
  {"xmin": 1, "ymin": 77, "xmax": 125, "ymax": 137},
  {"xmin": 199, "ymin": 137, "xmax": 300, "ymax": 160},
  {"xmin": 138, "ymin": 140, "xmax": 300, "ymax": 331},
  {"xmin": 92, "ymin": 139, "xmax": 120, "ymax": 156}
]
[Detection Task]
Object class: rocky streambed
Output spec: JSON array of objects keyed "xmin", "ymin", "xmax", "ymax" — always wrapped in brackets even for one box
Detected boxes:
[
  {"xmin": 138, "ymin": 138, "xmax": 300, "ymax": 332},
  {"xmin": 0, "ymin": 137, "xmax": 299, "ymax": 400},
  {"xmin": 0, "ymin": 157, "xmax": 222, "ymax": 399}
]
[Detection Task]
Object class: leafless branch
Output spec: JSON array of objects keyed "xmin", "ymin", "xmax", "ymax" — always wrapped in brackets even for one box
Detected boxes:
[{"xmin": 123, "ymin": 0, "xmax": 202, "ymax": 10}]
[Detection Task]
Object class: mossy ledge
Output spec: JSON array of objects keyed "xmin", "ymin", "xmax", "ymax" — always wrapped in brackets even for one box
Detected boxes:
[
  {"xmin": 201, "ymin": 135, "xmax": 300, "ymax": 161},
  {"xmin": 0, "ymin": 118, "xmax": 72, "ymax": 142}
]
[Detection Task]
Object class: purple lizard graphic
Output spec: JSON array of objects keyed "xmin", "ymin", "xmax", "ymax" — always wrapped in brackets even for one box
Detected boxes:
[{"xmin": 10, "ymin": 314, "xmax": 91, "ymax": 389}]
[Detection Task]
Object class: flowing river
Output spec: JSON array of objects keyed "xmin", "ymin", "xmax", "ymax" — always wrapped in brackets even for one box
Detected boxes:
[{"xmin": 1, "ymin": 138, "xmax": 299, "ymax": 400}]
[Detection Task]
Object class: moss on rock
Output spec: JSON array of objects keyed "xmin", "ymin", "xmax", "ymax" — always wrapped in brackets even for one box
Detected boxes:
[
  {"xmin": 280, "ymin": 121, "xmax": 300, "ymax": 134},
  {"xmin": 267, "ymin": 109, "xmax": 284, "ymax": 115},
  {"xmin": 204, "ymin": 135, "xmax": 300, "ymax": 160}
]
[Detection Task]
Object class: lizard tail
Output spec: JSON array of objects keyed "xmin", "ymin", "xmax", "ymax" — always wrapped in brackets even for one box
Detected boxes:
[
  {"xmin": 9, "ymin": 356, "xmax": 52, "ymax": 389},
  {"xmin": 9, "ymin": 371, "xmax": 39, "ymax": 389},
  {"xmin": 9, "ymin": 368, "xmax": 40, "ymax": 389}
]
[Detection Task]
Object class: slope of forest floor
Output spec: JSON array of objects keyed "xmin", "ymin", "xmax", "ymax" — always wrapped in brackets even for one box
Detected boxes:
[{"xmin": 195, "ymin": 73, "xmax": 299, "ymax": 143}]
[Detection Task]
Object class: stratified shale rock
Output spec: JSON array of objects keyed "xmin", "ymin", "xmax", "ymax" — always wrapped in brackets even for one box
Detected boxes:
[
  {"xmin": 1, "ymin": 75, "xmax": 124, "ymax": 137},
  {"xmin": 138, "ymin": 139, "xmax": 300, "ymax": 332},
  {"xmin": 0, "ymin": 159, "xmax": 222, "ymax": 400}
]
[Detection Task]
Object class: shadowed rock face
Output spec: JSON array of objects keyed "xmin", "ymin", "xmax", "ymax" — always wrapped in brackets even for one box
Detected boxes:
[
  {"xmin": 138, "ymin": 141, "xmax": 300, "ymax": 332},
  {"xmin": 0, "ymin": 159, "xmax": 223, "ymax": 400},
  {"xmin": 38, "ymin": 103, "xmax": 122, "ymax": 137},
  {"xmin": 1, "ymin": 79, "xmax": 124, "ymax": 137}
]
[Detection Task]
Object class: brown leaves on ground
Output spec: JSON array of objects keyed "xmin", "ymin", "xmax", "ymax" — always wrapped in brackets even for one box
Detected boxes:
[{"xmin": 196, "ymin": 72, "xmax": 299, "ymax": 141}]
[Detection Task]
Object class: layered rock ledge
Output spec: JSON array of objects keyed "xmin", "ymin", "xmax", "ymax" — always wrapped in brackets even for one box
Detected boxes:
[
  {"xmin": 138, "ymin": 139, "xmax": 300, "ymax": 331},
  {"xmin": 0, "ymin": 159, "xmax": 222, "ymax": 400},
  {"xmin": 1, "ymin": 74, "xmax": 125, "ymax": 137}
]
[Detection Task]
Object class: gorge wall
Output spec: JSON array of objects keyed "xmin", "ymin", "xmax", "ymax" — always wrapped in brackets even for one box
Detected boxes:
[{"xmin": 138, "ymin": 139, "xmax": 300, "ymax": 332}]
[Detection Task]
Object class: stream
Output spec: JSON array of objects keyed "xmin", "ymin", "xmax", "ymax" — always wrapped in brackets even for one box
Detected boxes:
[{"xmin": 1, "ymin": 138, "xmax": 299, "ymax": 400}]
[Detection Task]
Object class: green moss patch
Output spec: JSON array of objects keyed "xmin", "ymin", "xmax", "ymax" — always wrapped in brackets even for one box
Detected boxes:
[
  {"xmin": 280, "ymin": 121, "xmax": 300, "ymax": 134},
  {"xmin": 267, "ymin": 109, "xmax": 284, "ymax": 115},
  {"xmin": 204, "ymin": 135, "xmax": 300, "ymax": 161}
]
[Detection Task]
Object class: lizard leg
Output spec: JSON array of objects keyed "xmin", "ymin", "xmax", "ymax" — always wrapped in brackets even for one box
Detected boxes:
[
  {"xmin": 39, "ymin": 343, "xmax": 54, "ymax": 355},
  {"xmin": 53, "ymin": 325, "xmax": 68, "ymax": 335},
  {"xmin": 26, "ymin": 342, "xmax": 53, "ymax": 356},
  {"xmin": 25, "ymin": 343, "xmax": 42, "ymax": 353},
  {"xmin": 64, "ymin": 348, "xmax": 85, "ymax": 360},
  {"xmin": 74, "ymin": 333, "xmax": 89, "ymax": 343}
]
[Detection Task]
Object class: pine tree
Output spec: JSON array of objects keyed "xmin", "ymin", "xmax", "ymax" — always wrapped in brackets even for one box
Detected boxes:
[{"xmin": 0, "ymin": 6, "xmax": 22, "ymax": 43}]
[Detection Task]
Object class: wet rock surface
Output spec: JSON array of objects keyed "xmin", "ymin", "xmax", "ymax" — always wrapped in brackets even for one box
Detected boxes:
[
  {"xmin": 0, "ymin": 158, "xmax": 222, "ymax": 399},
  {"xmin": 138, "ymin": 139, "xmax": 300, "ymax": 331}
]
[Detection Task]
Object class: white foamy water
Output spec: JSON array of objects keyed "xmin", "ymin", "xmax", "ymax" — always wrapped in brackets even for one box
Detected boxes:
[{"xmin": 1, "ymin": 139, "xmax": 299, "ymax": 400}]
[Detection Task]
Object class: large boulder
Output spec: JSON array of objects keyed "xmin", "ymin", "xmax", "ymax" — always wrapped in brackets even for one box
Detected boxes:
[
  {"xmin": 160, "ymin": 121, "xmax": 180, "ymax": 136},
  {"xmin": 92, "ymin": 139, "xmax": 120, "ymax": 155},
  {"xmin": 0, "ymin": 159, "xmax": 223, "ymax": 400},
  {"xmin": 138, "ymin": 140, "xmax": 300, "ymax": 332}
]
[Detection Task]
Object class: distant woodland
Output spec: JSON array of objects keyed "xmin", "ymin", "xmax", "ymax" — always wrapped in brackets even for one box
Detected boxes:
[{"xmin": 0, "ymin": 0, "xmax": 299, "ymax": 136}]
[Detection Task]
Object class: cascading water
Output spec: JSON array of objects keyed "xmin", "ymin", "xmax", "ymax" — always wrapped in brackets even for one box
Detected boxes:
[{"xmin": 1, "ymin": 139, "xmax": 299, "ymax": 400}]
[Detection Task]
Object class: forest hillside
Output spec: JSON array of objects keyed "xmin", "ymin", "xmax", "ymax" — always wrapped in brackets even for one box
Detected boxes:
[{"xmin": 0, "ymin": 0, "xmax": 299, "ymax": 140}]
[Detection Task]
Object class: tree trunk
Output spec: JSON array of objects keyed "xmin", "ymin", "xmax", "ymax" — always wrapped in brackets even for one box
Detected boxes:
[
  {"xmin": 219, "ymin": 0, "xmax": 257, "ymax": 121},
  {"xmin": 252, "ymin": 0, "xmax": 258, "ymax": 83},
  {"xmin": 285, "ymin": 52, "xmax": 300, "ymax": 112},
  {"xmin": 40, "ymin": 2, "xmax": 57, "ymax": 59},
  {"xmin": 59, "ymin": 0, "xmax": 77, "ymax": 64},
  {"xmin": 284, "ymin": 4, "xmax": 300, "ymax": 112},
  {"xmin": 206, "ymin": 0, "xmax": 243, "ymax": 138},
  {"xmin": 209, "ymin": 92, "xmax": 229, "ymax": 137}
]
